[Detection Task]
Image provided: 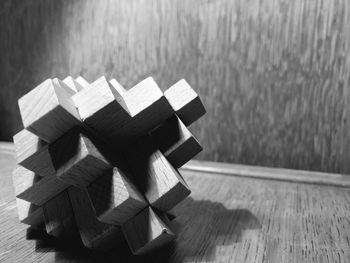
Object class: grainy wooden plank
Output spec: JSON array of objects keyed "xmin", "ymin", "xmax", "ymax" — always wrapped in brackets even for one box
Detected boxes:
[
  {"xmin": 87, "ymin": 167, "xmax": 147, "ymax": 226},
  {"xmin": 183, "ymin": 160, "xmax": 350, "ymax": 188},
  {"xmin": 151, "ymin": 115, "xmax": 202, "ymax": 168},
  {"xmin": 122, "ymin": 207, "xmax": 175, "ymax": 255},
  {"xmin": 4, "ymin": 0, "xmax": 350, "ymax": 174}
]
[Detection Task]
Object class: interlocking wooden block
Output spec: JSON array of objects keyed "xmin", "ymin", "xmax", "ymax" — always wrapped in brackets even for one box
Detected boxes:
[
  {"xmin": 49, "ymin": 128, "xmax": 113, "ymax": 188},
  {"xmin": 63, "ymin": 76, "xmax": 85, "ymax": 92},
  {"xmin": 42, "ymin": 190, "xmax": 77, "ymax": 238},
  {"xmin": 126, "ymin": 136, "xmax": 191, "ymax": 212},
  {"xmin": 18, "ymin": 78, "xmax": 81, "ymax": 143},
  {"xmin": 151, "ymin": 115, "xmax": 203, "ymax": 168},
  {"xmin": 15, "ymin": 198, "xmax": 44, "ymax": 227},
  {"xmin": 13, "ymin": 129, "xmax": 55, "ymax": 176},
  {"xmin": 164, "ymin": 79, "xmax": 206, "ymax": 126},
  {"xmin": 68, "ymin": 186, "xmax": 124, "ymax": 251},
  {"xmin": 13, "ymin": 76, "xmax": 205, "ymax": 255},
  {"xmin": 12, "ymin": 165, "xmax": 67, "ymax": 206},
  {"xmin": 87, "ymin": 167, "xmax": 147, "ymax": 225},
  {"xmin": 122, "ymin": 207, "xmax": 175, "ymax": 255}
]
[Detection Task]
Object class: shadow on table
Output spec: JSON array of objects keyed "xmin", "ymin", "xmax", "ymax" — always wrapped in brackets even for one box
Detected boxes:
[{"xmin": 27, "ymin": 197, "xmax": 261, "ymax": 262}]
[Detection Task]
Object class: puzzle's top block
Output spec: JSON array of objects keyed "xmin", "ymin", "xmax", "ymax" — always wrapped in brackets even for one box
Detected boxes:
[
  {"xmin": 18, "ymin": 78, "xmax": 81, "ymax": 143},
  {"xmin": 63, "ymin": 76, "xmax": 84, "ymax": 92},
  {"xmin": 73, "ymin": 76, "xmax": 173, "ymax": 145},
  {"xmin": 75, "ymin": 76, "xmax": 91, "ymax": 89},
  {"xmin": 164, "ymin": 79, "xmax": 206, "ymax": 126}
]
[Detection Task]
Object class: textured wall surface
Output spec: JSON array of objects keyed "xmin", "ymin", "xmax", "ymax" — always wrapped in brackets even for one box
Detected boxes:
[{"xmin": 1, "ymin": 0, "xmax": 350, "ymax": 173}]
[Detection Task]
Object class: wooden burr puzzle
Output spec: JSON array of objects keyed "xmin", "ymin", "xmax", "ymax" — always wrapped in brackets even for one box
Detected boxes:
[{"xmin": 12, "ymin": 76, "xmax": 205, "ymax": 255}]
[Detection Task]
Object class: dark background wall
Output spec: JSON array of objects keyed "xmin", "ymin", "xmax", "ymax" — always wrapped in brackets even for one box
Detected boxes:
[{"xmin": 1, "ymin": 0, "xmax": 350, "ymax": 173}]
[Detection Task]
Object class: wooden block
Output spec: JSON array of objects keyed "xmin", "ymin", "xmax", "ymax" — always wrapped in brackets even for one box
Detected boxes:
[
  {"xmin": 12, "ymin": 165, "xmax": 67, "ymax": 206},
  {"xmin": 109, "ymin": 78, "xmax": 127, "ymax": 94},
  {"xmin": 18, "ymin": 78, "xmax": 81, "ymax": 142},
  {"xmin": 73, "ymin": 77, "xmax": 173, "ymax": 145},
  {"xmin": 122, "ymin": 207, "xmax": 175, "ymax": 255},
  {"xmin": 87, "ymin": 167, "xmax": 147, "ymax": 225},
  {"xmin": 126, "ymin": 137, "xmax": 191, "ymax": 211},
  {"xmin": 15, "ymin": 198, "xmax": 44, "ymax": 227},
  {"xmin": 13, "ymin": 129, "xmax": 55, "ymax": 176},
  {"xmin": 63, "ymin": 76, "xmax": 84, "ymax": 92},
  {"xmin": 164, "ymin": 79, "xmax": 206, "ymax": 126},
  {"xmin": 42, "ymin": 189, "xmax": 77, "ymax": 238},
  {"xmin": 48, "ymin": 128, "xmax": 113, "ymax": 188},
  {"xmin": 68, "ymin": 186, "xmax": 124, "ymax": 251},
  {"xmin": 120, "ymin": 77, "xmax": 173, "ymax": 133},
  {"xmin": 151, "ymin": 115, "xmax": 203, "ymax": 168},
  {"xmin": 75, "ymin": 76, "xmax": 91, "ymax": 89}
]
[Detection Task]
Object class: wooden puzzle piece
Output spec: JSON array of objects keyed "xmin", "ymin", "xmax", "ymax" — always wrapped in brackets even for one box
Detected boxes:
[
  {"xmin": 126, "ymin": 136, "xmax": 191, "ymax": 211},
  {"xmin": 12, "ymin": 165, "xmax": 67, "ymax": 206},
  {"xmin": 164, "ymin": 79, "xmax": 206, "ymax": 126},
  {"xmin": 68, "ymin": 186, "xmax": 124, "ymax": 251},
  {"xmin": 42, "ymin": 189, "xmax": 78, "ymax": 239},
  {"xmin": 122, "ymin": 207, "xmax": 175, "ymax": 255},
  {"xmin": 151, "ymin": 115, "xmax": 203, "ymax": 168},
  {"xmin": 48, "ymin": 128, "xmax": 113, "ymax": 188},
  {"xmin": 75, "ymin": 76, "xmax": 91, "ymax": 89},
  {"xmin": 18, "ymin": 78, "xmax": 81, "ymax": 142},
  {"xmin": 109, "ymin": 78, "xmax": 127, "ymax": 94},
  {"xmin": 63, "ymin": 76, "xmax": 85, "ymax": 92},
  {"xmin": 13, "ymin": 75, "xmax": 205, "ymax": 254},
  {"xmin": 13, "ymin": 129, "xmax": 55, "ymax": 176},
  {"xmin": 73, "ymin": 77, "xmax": 173, "ymax": 145},
  {"xmin": 87, "ymin": 167, "xmax": 147, "ymax": 225},
  {"xmin": 15, "ymin": 198, "xmax": 44, "ymax": 227}
]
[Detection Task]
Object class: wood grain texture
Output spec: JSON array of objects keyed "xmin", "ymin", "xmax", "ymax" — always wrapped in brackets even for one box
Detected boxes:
[
  {"xmin": 3, "ymin": 143, "xmax": 350, "ymax": 262},
  {"xmin": 2, "ymin": 0, "xmax": 350, "ymax": 173}
]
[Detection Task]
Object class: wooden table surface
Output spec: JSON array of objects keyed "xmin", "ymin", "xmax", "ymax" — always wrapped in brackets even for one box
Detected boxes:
[{"xmin": 1, "ymin": 142, "xmax": 350, "ymax": 262}]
